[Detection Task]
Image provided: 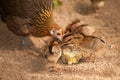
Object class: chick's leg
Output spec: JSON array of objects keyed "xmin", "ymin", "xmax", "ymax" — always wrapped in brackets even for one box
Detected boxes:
[{"xmin": 49, "ymin": 62, "xmax": 59, "ymax": 72}]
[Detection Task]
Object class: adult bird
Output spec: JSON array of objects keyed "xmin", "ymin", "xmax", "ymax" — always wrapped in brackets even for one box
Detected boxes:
[{"xmin": 0, "ymin": 0, "xmax": 64, "ymax": 47}]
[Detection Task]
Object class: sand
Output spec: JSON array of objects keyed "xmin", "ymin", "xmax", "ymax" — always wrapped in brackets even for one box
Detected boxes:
[{"xmin": 0, "ymin": 0, "xmax": 120, "ymax": 80}]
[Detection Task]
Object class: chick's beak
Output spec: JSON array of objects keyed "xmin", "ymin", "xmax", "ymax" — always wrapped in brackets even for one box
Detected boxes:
[{"xmin": 58, "ymin": 35, "xmax": 63, "ymax": 42}]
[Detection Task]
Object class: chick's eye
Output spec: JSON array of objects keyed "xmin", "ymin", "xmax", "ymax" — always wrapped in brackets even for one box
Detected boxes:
[{"xmin": 57, "ymin": 33, "xmax": 61, "ymax": 35}]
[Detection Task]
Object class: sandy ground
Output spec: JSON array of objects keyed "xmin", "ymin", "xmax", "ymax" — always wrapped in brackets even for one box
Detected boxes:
[{"xmin": 0, "ymin": 0, "xmax": 120, "ymax": 80}]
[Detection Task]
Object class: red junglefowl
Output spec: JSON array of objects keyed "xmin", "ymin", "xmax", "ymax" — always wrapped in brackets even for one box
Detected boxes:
[{"xmin": 0, "ymin": 0, "xmax": 64, "ymax": 46}]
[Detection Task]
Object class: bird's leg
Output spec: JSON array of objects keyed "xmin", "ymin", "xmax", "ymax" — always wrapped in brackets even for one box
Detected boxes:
[
  {"xmin": 52, "ymin": 63, "xmax": 56, "ymax": 69},
  {"xmin": 20, "ymin": 36, "xmax": 27, "ymax": 49},
  {"xmin": 19, "ymin": 36, "xmax": 41, "ymax": 58},
  {"xmin": 20, "ymin": 36, "xmax": 25, "ymax": 45},
  {"xmin": 84, "ymin": 53, "xmax": 95, "ymax": 63},
  {"xmin": 49, "ymin": 63, "xmax": 58, "ymax": 72},
  {"xmin": 88, "ymin": 53, "xmax": 96, "ymax": 63},
  {"xmin": 50, "ymin": 62, "xmax": 62, "ymax": 72}
]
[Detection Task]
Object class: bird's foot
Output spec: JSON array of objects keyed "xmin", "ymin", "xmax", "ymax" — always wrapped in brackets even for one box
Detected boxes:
[
  {"xmin": 49, "ymin": 66, "xmax": 62, "ymax": 72},
  {"xmin": 19, "ymin": 36, "xmax": 28, "ymax": 50},
  {"xmin": 48, "ymin": 63, "xmax": 63, "ymax": 72},
  {"xmin": 83, "ymin": 53, "xmax": 96, "ymax": 63}
]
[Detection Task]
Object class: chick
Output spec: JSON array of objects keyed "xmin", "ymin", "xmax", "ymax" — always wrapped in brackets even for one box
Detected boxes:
[
  {"xmin": 66, "ymin": 19, "xmax": 95, "ymax": 36},
  {"xmin": 80, "ymin": 36, "xmax": 105, "ymax": 51},
  {"xmin": 62, "ymin": 19, "xmax": 105, "ymax": 63},
  {"xmin": 79, "ymin": 36, "xmax": 105, "ymax": 62},
  {"xmin": 65, "ymin": 19, "xmax": 80, "ymax": 34},
  {"xmin": 91, "ymin": 0, "xmax": 105, "ymax": 12},
  {"xmin": 46, "ymin": 40, "xmax": 62, "ymax": 69},
  {"xmin": 63, "ymin": 33, "xmax": 84, "ymax": 45}
]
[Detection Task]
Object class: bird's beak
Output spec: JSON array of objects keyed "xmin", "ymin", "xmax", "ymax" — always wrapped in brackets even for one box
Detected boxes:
[
  {"xmin": 58, "ymin": 35, "xmax": 64, "ymax": 42},
  {"xmin": 59, "ymin": 37, "xmax": 63, "ymax": 42}
]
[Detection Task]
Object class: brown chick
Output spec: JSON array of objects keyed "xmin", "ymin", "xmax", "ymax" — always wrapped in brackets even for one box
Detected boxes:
[
  {"xmin": 65, "ymin": 19, "xmax": 80, "ymax": 34},
  {"xmin": 62, "ymin": 33, "xmax": 105, "ymax": 63},
  {"xmin": 66, "ymin": 19, "xmax": 95, "ymax": 36},
  {"xmin": 63, "ymin": 33, "xmax": 84, "ymax": 45},
  {"xmin": 91, "ymin": 0, "xmax": 105, "ymax": 12},
  {"xmin": 0, "ymin": 0, "xmax": 64, "ymax": 46},
  {"xmin": 46, "ymin": 40, "xmax": 62, "ymax": 69},
  {"xmin": 64, "ymin": 19, "xmax": 105, "ymax": 62}
]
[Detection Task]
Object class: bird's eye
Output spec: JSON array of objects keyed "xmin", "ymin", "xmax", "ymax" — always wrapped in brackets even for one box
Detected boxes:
[{"xmin": 57, "ymin": 33, "xmax": 61, "ymax": 35}]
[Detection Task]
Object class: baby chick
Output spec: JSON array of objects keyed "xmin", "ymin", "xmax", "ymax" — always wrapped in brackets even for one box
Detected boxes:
[
  {"xmin": 62, "ymin": 19, "xmax": 105, "ymax": 64},
  {"xmin": 80, "ymin": 36, "xmax": 105, "ymax": 51},
  {"xmin": 46, "ymin": 40, "xmax": 62, "ymax": 69},
  {"xmin": 63, "ymin": 18, "xmax": 105, "ymax": 63},
  {"xmin": 91, "ymin": 0, "xmax": 105, "ymax": 12},
  {"xmin": 66, "ymin": 19, "xmax": 95, "ymax": 36},
  {"xmin": 63, "ymin": 33, "xmax": 84, "ymax": 45}
]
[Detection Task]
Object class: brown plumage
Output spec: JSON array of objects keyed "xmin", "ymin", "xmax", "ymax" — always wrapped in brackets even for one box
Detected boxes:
[
  {"xmin": 0, "ymin": 0, "xmax": 64, "ymax": 41},
  {"xmin": 62, "ymin": 34, "xmax": 83, "ymax": 64},
  {"xmin": 65, "ymin": 19, "xmax": 95, "ymax": 36},
  {"xmin": 65, "ymin": 19, "xmax": 105, "ymax": 51},
  {"xmin": 62, "ymin": 33, "xmax": 105, "ymax": 63},
  {"xmin": 62, "ymin": 19, "xmax": 105, "ymax": 63}
]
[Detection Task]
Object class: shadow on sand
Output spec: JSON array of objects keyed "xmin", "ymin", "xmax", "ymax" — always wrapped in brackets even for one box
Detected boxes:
[{"xmin": 74, "ymin": 2, "xmax": 95, "ymax": 15}]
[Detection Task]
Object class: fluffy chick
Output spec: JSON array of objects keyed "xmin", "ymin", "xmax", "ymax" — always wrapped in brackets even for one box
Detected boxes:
[
  {"xmin": 46, "ymin": 40, "xmax": 62, "ymax": 69},
  {"xmin": 66, "ymin": 19, "xmax": 95, "ymax": 36},
  {"xmin": 62, "ymin": 34, "xmax": 105, "ymax": 63}
]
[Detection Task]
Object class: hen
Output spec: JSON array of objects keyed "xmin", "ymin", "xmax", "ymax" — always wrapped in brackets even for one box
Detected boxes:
[{"xmin": 0, "ymin": 0, "xmax": 64, "ymax": 46}]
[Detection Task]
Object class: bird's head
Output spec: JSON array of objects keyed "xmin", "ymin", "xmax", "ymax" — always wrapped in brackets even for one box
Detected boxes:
[{"xmin": 50, "ymin": 28, "xmax": 65, "ymax": 41}]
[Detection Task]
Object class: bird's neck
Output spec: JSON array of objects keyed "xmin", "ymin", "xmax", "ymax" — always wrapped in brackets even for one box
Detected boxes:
[{"xmin": 30, "ymin": 18, "xmax": 61, "ymax": 37}]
